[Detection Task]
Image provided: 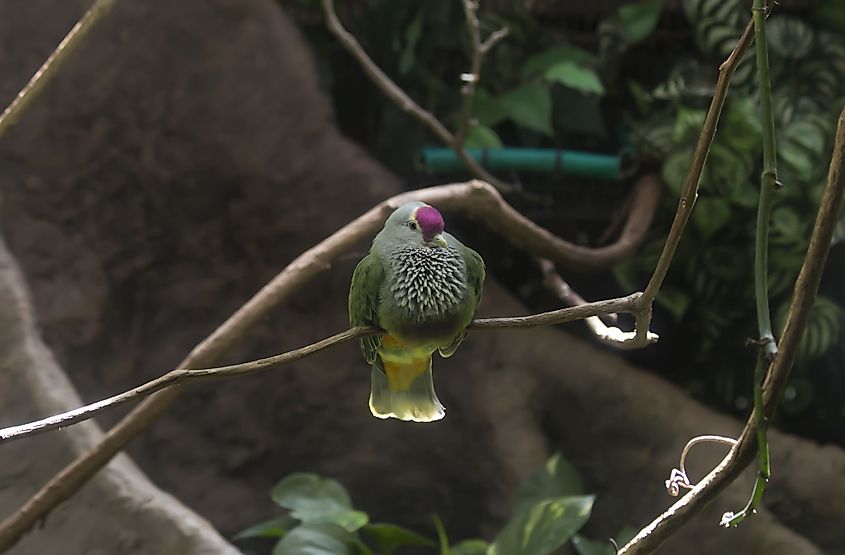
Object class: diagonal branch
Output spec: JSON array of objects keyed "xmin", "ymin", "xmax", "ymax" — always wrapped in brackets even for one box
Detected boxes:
[
  {"xmin": 618, "ymin": 103, "xmax": 845, "ymax": 554},
  {"xmin": 0, "ymin": 294, "xmax": 640, "ymax": 443},
  {"xmin": 321, "ymin": 0, "xmax": 513, "ymax": 192},
  {"xmin": 0, "ymin": 0, "xmax": 117, "ymax": 140}
]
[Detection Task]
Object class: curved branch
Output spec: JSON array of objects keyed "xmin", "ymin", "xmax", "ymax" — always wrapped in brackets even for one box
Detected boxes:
[
  {"xmin": 618, "ymin": 103, "xmax": 845, "ymax": 554},
  {"xmin": 0, "ymin": 294, "xmax": 640, "ymax": 444}
]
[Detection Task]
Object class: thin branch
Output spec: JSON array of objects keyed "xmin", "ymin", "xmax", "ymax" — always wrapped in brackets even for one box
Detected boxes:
[
  {"xmin": 752, "ymin": 0, "xmax": 779, "ymax": 361},
  {"xmin": 455, "ymin": 0, "xmax": 508, "ymax": 145},
  {"xmin": 0, "ymin": 294, "xmax": 641, "ymax": 444},
  {"xmin": 537, "ymin": 258, "xmax": 656, "ymax": 348},
  {"xmin": 0, "ymin": 0, "xmax": 118, "ymax": 140},
  {"xmin": 618, "ymin": 103, "xmax": 845, "ymax": 554},
  {"xmin": 641, "ymin": 18, "xmax": 755, "ymax": 304},
  {"xmin": 321, "ymin": 0, "xmax": 513, "ymax": 193}
]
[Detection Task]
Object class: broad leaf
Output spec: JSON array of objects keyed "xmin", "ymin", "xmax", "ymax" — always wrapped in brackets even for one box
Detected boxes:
[
  {"xmin": 450, "ymin": 539, "xmax": 489, "ymax": 555},
  {"xmin": 463, "ymin": 124, "xmax": 503, "ymax": 148},
  {"xmin": 273, "ymin": 523, "xmax": 358, "ymax": 555},
  {"xmin": 497, "ymin": 83, "xmax": 553, "ymax": 136},
  {"xmin": 672, "ymin": 106, "xmax": 706, "ymax": 143},
  {"xmin": 234, "ymin": 516, "xmax": 298, "ymax": 540},
  {"xmin": 362, "ymin": 523, "xmax": 436, "ymax": 554},
  {"xmin": 521, "ymin": 46, "xmax": 599, "ymax": 79},
  {"xmin": 617, "ymin": 0, "xmax": 665, "ymax": 43},
  {"xmin": 544, "ymin": 62, "xmax": 605, "ymax": 95},
  {"xmin": 514, "ymin": 453, "xmax": 584, "ymax": 515},
  {"xmin": 692, "ymin": 197, "xmax": 731, "ymax": 239},
  {"xmin": 272, "ymin": 473, "xmax": 369, "ymax": 532},
  {"xmin": 487, "ymin": 495, "xmax": 594, "ymax": 555},
  {"xmin": 473, "ymin": 89, "xmax": 508, "ymax": 127},
  {"xmin": 571, "ymin": 535, "xmax": 613, "ymax": 555}
]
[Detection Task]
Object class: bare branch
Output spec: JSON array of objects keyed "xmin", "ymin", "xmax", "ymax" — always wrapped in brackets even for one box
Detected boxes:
[
  {"xmin": 320, "ymin": 0, "xmax": 513, "ymax": 192},
  {"xmin": 0, "ymin": 0, "xmax": 118, "ymax": 140},
  {"xmin": 641, "ymin": 19, "xmax": 755, "ymax": 305},
  {"xmin": 455, "ymin": 0, "xmax": 508, "ymax": 145},
  {"xmin": 619, "ymin": 103, "xmax": 845, "ymax": 554},
  {"xmin": 0, "ymin": 294, "xmax": 640, "ymax": 444},
  {"xmin": 535, "ymin": 258, "xmax": 660, "ymax": 349}
]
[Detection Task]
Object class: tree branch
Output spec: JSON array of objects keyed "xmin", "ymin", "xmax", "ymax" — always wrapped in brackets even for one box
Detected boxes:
[
  {"xmin": 0, "ymin": 0, "xmax": 117, "ymax": 140},
  {"xmin": 641, "ymin": 18, "xmax": 755, "ymax": 305},
  {"xmin": 455, "ymin": 0, "xmax": 508, "ymax": 145},
  {"xmin": 618, "ymin": 103, "xmax": 845, "ymax": 554},
  {"xmin": 321, "ymin": 0, "xmax": 514, "ymax": 192},
  {"xmin": 0, "ymin": 294, "xmax": 640, "ymax": 444}
]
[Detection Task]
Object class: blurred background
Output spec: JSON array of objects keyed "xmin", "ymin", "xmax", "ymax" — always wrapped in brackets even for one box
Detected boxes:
[{"xmin": 0, "ymin": 0, "xmax": 844, "ymax": 554}]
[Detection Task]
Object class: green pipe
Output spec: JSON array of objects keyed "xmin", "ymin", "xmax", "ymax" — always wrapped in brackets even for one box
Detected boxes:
[{"xmin": 421, "ymin": 147, "xmax": 627, "ymax": 180}]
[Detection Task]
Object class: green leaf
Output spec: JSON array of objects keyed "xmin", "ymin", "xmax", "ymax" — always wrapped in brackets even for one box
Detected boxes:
[
  {"xmin": 672, "ymin": 106, "xmax": 707, "ymax": 143},
  {"xmin": 656, "ymin": 287, "xmax": 691, "ymax": 321},
  {"xmin": 463, "ymin": 124, "xmax": 503, "ymax": 148},
  {"xmin": 234, "ymin": 516, "xmax": 298, "ymax": 540},
  {"xmin": 692, "ymin": 197, "xmax": 731, "ymax": 239},
  {"xmin": 450, "ymin": 539, "xmax": 489, "ymax": 555},
  {"xmin": 571, "ymin": 526, "xmax": 637, "ymax": 555},
  {"xmin": 398, "ymin": 9, "xmax": 424, "ymax": 74},
  {"xmin": 362, "ymin": 523, "xmax": 436, "ymax": 554},
  {"xmin": 273, "ymin": 523, "xmax": 358, "ymax": 555},
  {"xmin": 514, "ymin": 453, "xmax": 584, "ymax": 515},
  {"xmin": 544, "ymin": 62, "xmax": 605, "ymax": 95},
  {"xmin": 488, "ymin": 496, "xmax": 594, "ymax": 555},
  {"xmin": 661, "ymin": 150, "xmax": 692, "ymax": 196},
  {"xmin": 617, "ymin": 0, "xmax": 665, "ymax": 43},
  {"xmin": 272, "ymin": 473, "xmax": 369, "ymax": 532},
  {"xmin": 473, "ymin": 89, "xmax": 508, "ymax": 127},
  {"xmin": 497, "ymin": 83, "xmax": 554, "ymax": 136},
  {"xmin": 521, "ymin": 46, "xmax": 599, "ymax": 79},
  {"xmin": 571, "ymin": 535, "xmax": 614, "ymax": 555}
]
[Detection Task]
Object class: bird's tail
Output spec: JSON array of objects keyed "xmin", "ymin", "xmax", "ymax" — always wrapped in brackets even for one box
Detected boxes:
[{"xmin": 369, "ymin": 356, "xmax": 445, "ymax": 422}]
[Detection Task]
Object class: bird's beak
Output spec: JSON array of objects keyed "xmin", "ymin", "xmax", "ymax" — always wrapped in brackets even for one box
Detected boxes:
[{"xmin": 429, "ymin": 234, "xmax": 448, "ymax": 248}]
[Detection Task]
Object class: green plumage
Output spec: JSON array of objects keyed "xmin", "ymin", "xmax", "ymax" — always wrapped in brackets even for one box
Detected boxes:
[{"xmin": 349, "ymin": 201, "xmax": 485, "ymax": 422}]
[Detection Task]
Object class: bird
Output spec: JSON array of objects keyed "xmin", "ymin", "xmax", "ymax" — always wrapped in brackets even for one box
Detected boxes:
[{"xmin": 348, "ymin": 201, "xmax": 485, "ymax": 422}]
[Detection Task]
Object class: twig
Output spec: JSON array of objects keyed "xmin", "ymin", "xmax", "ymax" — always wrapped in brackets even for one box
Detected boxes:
[
  {"xmin": 454, "ymin": 0, "xmax": 508, "ymax": 145},
  {"xmin": 321, "ymin": 0, "xmax": 513, "ymax": 193},
  {"xmin": 0, "ymin": 0, "xmax": 117, "ymax": 140},
  {"xmin": 665, "ymin": 436, "xmax": 737, "ymax": 496},
  {"xmin": 0, "ymin": 295, "xmax": 641, "ymax": 443},
  {"xmin": 618, "ymin": 104, "xmax": 845, "ymax": 554},
  {"xmin": 641, "ymin": 18, "xmax": 755, "ymax": 305},
  {"xmin": 537, "ymin": 258, "xmax": 645, "ymax": 347}
]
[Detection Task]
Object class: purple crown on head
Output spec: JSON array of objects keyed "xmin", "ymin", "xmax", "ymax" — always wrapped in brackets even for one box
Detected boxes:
[{"xmin": 416, "ymin": 205, "xmax": 445, "ymax": 241}]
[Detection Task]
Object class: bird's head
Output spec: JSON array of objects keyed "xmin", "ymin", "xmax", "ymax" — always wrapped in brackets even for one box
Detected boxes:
[{"xmin": 385, "ymin": 201, "xmax": 448, "ymax": 248}]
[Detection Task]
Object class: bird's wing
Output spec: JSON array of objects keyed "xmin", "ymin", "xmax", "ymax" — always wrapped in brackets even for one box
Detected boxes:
[
  {"xmin": 462, "ymin": 243, "xmax": 486, "ymax": 310},
  {"xmin": 439, "ymin": 241, "xmax": 486, "ymax": 358},
  {"xmin": 349, "ymin": 251, "xmax": 385, "ymax": 365}
]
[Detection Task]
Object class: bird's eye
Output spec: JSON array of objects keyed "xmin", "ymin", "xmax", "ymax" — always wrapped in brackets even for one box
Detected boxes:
[{"xmin": 408, "ymin": 221, "xmax": 418, "ymax": 230}]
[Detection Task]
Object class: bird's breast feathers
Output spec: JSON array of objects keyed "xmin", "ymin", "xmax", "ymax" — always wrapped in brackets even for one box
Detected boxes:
[{"xmin": 386, "ymin": 245, "xmax": 468, "ymax": 320}]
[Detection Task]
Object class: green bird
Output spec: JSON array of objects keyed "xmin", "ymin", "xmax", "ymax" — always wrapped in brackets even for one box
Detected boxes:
[{"xmin": 349, "ymin": 201, "xmax": 485, "ymax": 422}]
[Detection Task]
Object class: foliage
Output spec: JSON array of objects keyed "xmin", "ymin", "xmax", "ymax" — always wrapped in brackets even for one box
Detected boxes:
[
  {"xmin": 614, "ymin": 0, "xmax": 845, "ymax": 417},
  {"xmin": 235, "ymin": 454, "xmax": 599, "ymax": 555},
  {"xmin": 302, "ymin": 0, "xmax": 845, "ymax": 436}
]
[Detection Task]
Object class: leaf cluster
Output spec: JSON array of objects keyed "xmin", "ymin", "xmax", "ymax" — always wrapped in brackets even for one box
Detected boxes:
[{"xmin": 235, "ymin": 454, "xmax": 624, "ymax": 555}]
